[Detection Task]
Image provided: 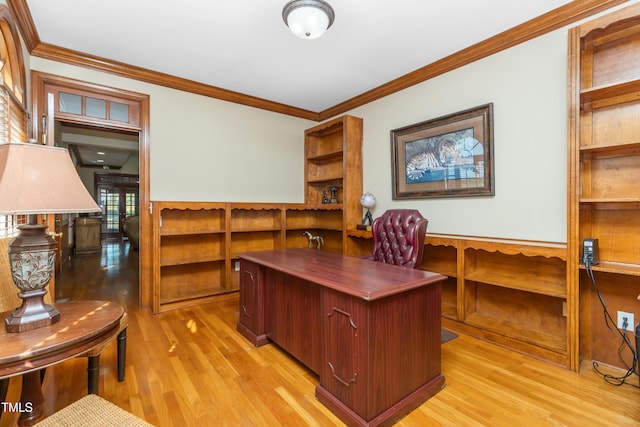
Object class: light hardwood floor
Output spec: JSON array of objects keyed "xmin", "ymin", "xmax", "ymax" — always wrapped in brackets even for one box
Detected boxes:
[{"xmin": 2, "ymin": 242, "xmax": 639, "ymax": 426}]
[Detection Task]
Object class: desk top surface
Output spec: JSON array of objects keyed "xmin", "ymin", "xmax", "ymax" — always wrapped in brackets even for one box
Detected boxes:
[
  {"xmin": 0, "ymin": 300, "xmax": 123, "ymax": 377},
  {"xmin": 239, "ymin": 248, "xmax": 446, "ymax": 300}
]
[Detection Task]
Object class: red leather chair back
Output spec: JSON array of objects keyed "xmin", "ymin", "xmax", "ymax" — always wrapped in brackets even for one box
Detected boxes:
[{"xmin": 368, "ymin": 209, "xmax": 428, "ymax": 269}]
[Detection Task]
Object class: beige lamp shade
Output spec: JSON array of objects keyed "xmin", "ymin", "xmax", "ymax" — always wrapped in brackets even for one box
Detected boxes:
[{"xmin": 0, "ymin": 142, "xmax": 101, "ymax": 215}]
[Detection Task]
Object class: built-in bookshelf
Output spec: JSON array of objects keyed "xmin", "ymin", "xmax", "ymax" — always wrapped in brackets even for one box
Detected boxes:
[
  {"xmin": 152, "ymin": 202, "xmax": 365, "ymax": 312},
  {"xmin": 152, "ymin": 202, "xmax": 227, "ymax": 312},
  {"xmin": 568, "ymin": 3, "xmax": 640, "ymax": 371}
]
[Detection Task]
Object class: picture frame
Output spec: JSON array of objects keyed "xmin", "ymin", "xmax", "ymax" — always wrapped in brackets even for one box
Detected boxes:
[{"xmin": 391, "ymin": 103, "xmax": 494, "ymax": 199}]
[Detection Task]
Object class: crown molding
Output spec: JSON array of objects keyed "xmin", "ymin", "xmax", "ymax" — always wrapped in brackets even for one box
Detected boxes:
[
  {"xmin": 30, "ymin": 41, "xmax": 320, "ymax": 121},
  {"xmin": 7, "ymin": 0, "xmax": 39, "ymax": 51},
  {"xmin": 8, "ymin": 0, "xmax": 629, "ymax": 122},
  {"xmin": 318, "ymin": 0, "xmax": 629, "ymax": 120}
]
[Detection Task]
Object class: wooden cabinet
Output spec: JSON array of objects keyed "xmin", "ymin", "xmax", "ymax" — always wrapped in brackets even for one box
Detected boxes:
[
  {"xmin": 462, "ymin": 245, "xmax": 567, "ymax": 357},
  {"xmin": 304, "ymin": 115, "xmax": 363, "ymax": 252},
  {"xmin": 571, "ymin": 5, "xmax": 640, "ymax": 275},
  {"xmin": 340, "ymin": 231, "xmax": 570, "ymax": 366},
  {"xmin": 568, "ymin": 4, "xmax": 640, "ymax": 371},
  {"xmin": 229, "ymin": 204, "xmax": 283, "ymax": 291},
  {"xmin": 420, "ymin": 235, "xmax": 569, "ymax": 367},
  {"xmin": 153, "ymin": 202, "xmax": 358, "ymax": 312},
  {"xmin": 304, "ymin": 115, "xmax": 362, "ymax": 206},
  {"xmin": 74, "ymin": 217, "xmax": 102, "ymax": 254},
  {"xmin": 285, "ymin": 205, "xmax": 343, "ymax": 253},
  {"xmin": 153, "ymin": 202, "xmax": 227, "ymax": 312}
]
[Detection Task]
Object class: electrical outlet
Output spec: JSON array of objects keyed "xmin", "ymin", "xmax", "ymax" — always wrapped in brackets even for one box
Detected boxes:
[
  {"xmin": 617, "ymin": 311, "xmax": 634, "ymax": 332},
  {"xmin": 234, "ymin": 261, "xmax": 240, "ymax": 272}
]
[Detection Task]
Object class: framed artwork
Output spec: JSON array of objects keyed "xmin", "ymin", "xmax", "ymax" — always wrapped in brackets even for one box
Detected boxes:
[{"xmin": 391, "ymin": 103, "xmax": 494, "ymax": 199}]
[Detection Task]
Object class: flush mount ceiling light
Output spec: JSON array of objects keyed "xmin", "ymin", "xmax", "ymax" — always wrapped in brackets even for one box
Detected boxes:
[{"xmin": 282, "ymin": 0, "xmax": 335, "ymax": 40}]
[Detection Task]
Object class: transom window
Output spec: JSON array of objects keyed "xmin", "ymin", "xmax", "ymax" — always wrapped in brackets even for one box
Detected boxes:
[{"xmin": 58, "ymin": 91, "xmax": 131, "ymax": 123}]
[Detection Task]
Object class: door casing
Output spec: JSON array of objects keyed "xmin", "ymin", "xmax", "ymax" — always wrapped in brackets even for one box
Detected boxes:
[{"xmin": 30, "ymin": 71, "xmax": 152, "ymax": 308}]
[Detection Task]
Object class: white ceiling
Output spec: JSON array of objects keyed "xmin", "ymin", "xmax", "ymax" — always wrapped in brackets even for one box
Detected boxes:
[
  {"xmin": 26, "ymin": 0, "xmax": 572, "ymax": 113},
  {"xmin": 57, "ymin": 124, "xmax": 139, "ymax": 169}
]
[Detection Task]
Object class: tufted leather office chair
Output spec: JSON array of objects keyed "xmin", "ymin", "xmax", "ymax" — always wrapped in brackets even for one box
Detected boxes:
[{"xmin": 363, "ymin": 209, "xmax": 428, "ymax": 269}]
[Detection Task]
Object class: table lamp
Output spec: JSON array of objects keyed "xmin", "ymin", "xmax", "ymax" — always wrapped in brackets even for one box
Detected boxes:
[
  {"xmin": 0, "ymin": 142, "xmax": 101, "ymax": 332},
  {"xmin": 357, "ymin": 191, "xmax": 376, "ymax": 230}
]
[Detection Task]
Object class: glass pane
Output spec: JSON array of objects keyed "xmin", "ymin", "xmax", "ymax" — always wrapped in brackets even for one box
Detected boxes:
[
  {"xmin": 110, "ymin": 101, "xmax": 129, "ymax": 122},
  {"xmin": 86, "ymin": 97, "xmax": 107, "ymax": 119},
  {"xmin": 59, "ymin": 92, "xmax": 82, "ymax": 114},
  {"xmin": 99, "ymin": 188, "xmax": 120, "ymax": 234},
  {"xmin": 125, "ymin": 191, "xmax": 139, "ymax": 216}
]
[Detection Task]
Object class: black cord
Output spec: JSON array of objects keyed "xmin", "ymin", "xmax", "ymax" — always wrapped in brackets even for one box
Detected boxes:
[{"xmin": 586, "ymin": 263, "xmax": 639, "ymax": 388}]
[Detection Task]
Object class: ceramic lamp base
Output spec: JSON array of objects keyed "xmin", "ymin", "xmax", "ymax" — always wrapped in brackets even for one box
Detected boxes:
[
  {"xmin": 5, "ymin": 289, "xmax": 61, "ymax": 332},
  {"xmin": 5, "ymin": 223, "xmax": 59, "ymax": 333}
]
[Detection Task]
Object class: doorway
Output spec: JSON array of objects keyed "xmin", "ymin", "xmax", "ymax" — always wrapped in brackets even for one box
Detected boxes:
[
  {"xmin": 31, "ymin": 71, "xmax": 151, "ymax": 308},
  {"xmin": 56, "ymin": 122, "xmax": 141, "ymax": 242},
  {"xmin": 97, "ymin": 173, "xmax": 140, "ymax": 240}
]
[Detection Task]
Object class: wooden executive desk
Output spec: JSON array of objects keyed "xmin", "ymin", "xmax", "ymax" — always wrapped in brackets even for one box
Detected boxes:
[{"xmin": 236, "ymin": 248, "xmax": 446, "ymax": 427}]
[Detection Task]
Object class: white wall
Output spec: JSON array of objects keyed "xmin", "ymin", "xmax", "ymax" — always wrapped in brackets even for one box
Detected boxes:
[
  {"xmin": 29, "ymin": 57, "xmax": 315, "ymax": 203},
  {"xmin": 348, "ymin": 30, "xmax": 568, "ymax": 242},
  {"xmin": 30, "ymin": 30, "xmax": 566, "ymax": 241}
]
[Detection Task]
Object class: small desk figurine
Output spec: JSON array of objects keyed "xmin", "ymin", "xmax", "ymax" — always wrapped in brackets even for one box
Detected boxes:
[
  {"xmin": 357, "ymin": 191, "xmax": 376, "ymax": 230},
  {"xmin": 303, "ymin": 231, "xmax": 324, "ymax": 249}
]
